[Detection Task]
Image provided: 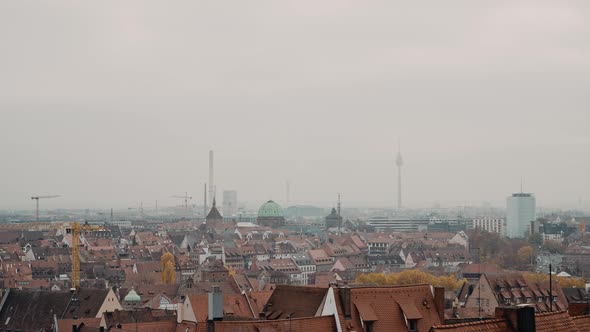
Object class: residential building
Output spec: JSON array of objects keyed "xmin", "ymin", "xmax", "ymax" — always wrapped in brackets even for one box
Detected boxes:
[
  {"xmin": 473, "ymin": 217, "xmax": 505, "ymax": 236},
  {"xmin": 291, "ymin": 253, "xmax": 316, "ymax": 285}
]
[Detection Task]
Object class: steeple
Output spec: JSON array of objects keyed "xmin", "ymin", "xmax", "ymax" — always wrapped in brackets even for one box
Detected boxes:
[{"xmin": 206, "ymin": 195, "xmax": 223, "ymax": 223}]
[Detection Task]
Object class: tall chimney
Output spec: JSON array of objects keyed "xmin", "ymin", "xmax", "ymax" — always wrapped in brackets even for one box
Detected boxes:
[
  {"xmin": 339, "ymin": 286, "xmax": 351, "ymax": 319},
  {"xmin": 434, "ymin": 287, "xmax": 445, "ymax": 324},
  {"xmin": 209, "ymin": 150, "xmax": 215, "ymax": 205}
]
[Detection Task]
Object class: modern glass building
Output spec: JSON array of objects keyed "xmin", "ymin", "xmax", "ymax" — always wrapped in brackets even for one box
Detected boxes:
[{"xmin": 506, "ymin": 193, "xmax": 536, "ymax": 238}]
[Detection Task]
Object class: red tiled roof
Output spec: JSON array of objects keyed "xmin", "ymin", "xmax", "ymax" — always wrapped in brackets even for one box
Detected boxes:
[
  {"xmin": 347, "ymin": 285, "xmax": 443, "ymax": 332},
  {"xmin": 355, "ymin": 302, "xmax": 378, "ymax": 321},
  {"xmin": 263, "ymin": 285, "xmax": 327, "ymax": 320},
  {"xmin": 572, "ymin": 314, "xmax": 590, "ymax": 332},
  {"xmin": 431, "ymin": 319, "xmax": 510, "ymax": 332},
  {"xmin": 398, "ymin": 300, "xmax": 424, "ymax": 320},
  {"xmin": 57, "ymin": 318, "xmax": 101, "ymax": 332},
  {"xmin": 535, "ymin": 311, "xmax": 580, "ymax": 332},
  {"xmin": 213, "ymin": 315, "xmax": 338, "ymax": 332}
]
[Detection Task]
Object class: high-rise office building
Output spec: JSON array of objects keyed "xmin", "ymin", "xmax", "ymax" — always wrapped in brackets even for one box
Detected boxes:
[
  {"xmin": 506, "ymin": 193, "xmax": 536, "ymax": 238},
  {"xmin": 222, "ymin": 190, "xmax": 238, "ymax": 217}
]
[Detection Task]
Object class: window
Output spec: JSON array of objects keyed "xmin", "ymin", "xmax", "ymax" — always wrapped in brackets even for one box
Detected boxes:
[{"xmin": 409, "ymin": 319, "xmax": 418, "ymax": 332}]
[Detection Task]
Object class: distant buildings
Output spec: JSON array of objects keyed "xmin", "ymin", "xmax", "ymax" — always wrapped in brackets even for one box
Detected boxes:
[
  {"xmin": 367, "ymin": 217, "xmax": 429, "ymax": 232},
  {"xmin": 506, "ymin": 193, "xmax": 536, "ymax": 238},
  {"xmin": 472, "ymin": 217, "xmax": 505, "ymax": 236},
  {"xmin": 222, "ymin": 190, "xmax": 238, "ymax": 217},
  {"xmin": 205, "ymin": 198, "xmax": 223, "ymax": 227},
  {"xmin": 256, "ymin": 200, "xmax": 286, "ymax": 228},
  {"xmin": 325, "ymin": 207, "xmax": 342, "ymax": 229}
]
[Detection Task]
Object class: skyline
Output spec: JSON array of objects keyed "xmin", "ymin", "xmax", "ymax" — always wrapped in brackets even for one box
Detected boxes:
[{"xmin": 2, "ymin": 2, "xmax": 590, "ymax": 209}]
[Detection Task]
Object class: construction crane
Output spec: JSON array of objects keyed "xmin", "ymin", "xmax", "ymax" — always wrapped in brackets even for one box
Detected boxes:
[
  {"xmin": 30, "ymin": 195, "xmax": 60, "ymax": 222},
  {"xmin": 68, "ymin": 221, "xmax": 105, "ymax": 289},
  {"xmin": 171, "ymin": 192, "xmax": 192, "ymax": 213}
]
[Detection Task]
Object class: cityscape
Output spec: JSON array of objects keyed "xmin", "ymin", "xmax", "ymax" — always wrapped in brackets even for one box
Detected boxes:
[{"xmin": 2, "ymin": 1, "xmax": 590, "ymax": 332}]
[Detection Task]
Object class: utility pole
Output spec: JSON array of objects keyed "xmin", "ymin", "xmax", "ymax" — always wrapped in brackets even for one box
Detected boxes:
[
  {"xmin": 337, "ymin": 193, "xmax": 342, "ymax": 236},
  {"xmin": 549, "ymin": 263, "xmax": 553, "ymax": 312}
]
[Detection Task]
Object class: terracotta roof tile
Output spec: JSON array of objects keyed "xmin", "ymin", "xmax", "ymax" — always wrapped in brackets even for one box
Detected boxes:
[
  {"xmin": 431, "ymin": 318, "xmax": 510, "ymax": 332},
  {"xmin": 263, "ymin": 285, "xmax": 327, "ymax": 320},
  {"xmin": 535, "ymin": 311, "xmax": 579, "ymax": 332},
  {"xmin": 213, "ymin": 315, "xmax": 338, "ymax": 332},
  {"xmin": 572, "ymin": 314, "xmax": 590, "ymax": 332},
  {"xmin": 354, "ymin": 302, "xmax": 378, "ymax": 321},
  {"xmin": 347, "ymin": 285, "xmax": 443, "ymax": 332}
]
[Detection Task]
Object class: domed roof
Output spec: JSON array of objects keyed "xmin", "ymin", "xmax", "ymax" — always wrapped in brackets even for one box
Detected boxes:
[
  {"xmin": 257, "ymin": 200, "xmax": 284, "ymax": 218},
  {"xmin": 124, "ymin": 288, "xmax": 141, "ymax": 303}
]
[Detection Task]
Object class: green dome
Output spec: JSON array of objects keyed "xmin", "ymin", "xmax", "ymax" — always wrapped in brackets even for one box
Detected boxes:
[
  {"xmin": 258, "ymin": 200, "xmax": 284, "ymax": 218},
  {"xmin": 124, "ymin": 288, "xmax": 141, "ymax": 303}
]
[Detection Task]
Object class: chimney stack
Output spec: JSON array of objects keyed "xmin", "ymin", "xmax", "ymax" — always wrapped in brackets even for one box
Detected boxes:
[
  {"xmin": 495, "ymin": 306, "xmax": 536, "ymax": 332},
  {"xmin": 338, "ymin": 286, "xmax": 351, "ymax": 319},
  {"xmin": 433, "ymin": 287, "xmax": 445, "ymax": 324}
]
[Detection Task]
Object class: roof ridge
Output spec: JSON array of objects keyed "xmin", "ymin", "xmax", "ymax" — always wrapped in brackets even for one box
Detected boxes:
[
  {"xmin": 535, "ymin": 310, "xmax": 568, "ymax": 317},
  {"xmin": 431, "ymin": 318, "xmax": 507, "ymax": 329},
  {"xmin": 571, "ymin": 314, "xmax": 590, "ymax": 320}
]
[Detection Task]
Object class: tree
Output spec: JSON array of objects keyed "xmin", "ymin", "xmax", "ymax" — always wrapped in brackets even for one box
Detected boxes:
[
  {"xmin": 543, "ymin": 240, "xmax": 564, "ymax": 254},
  {"xmin": 355, "ymin": 270, "xmax": 465, "ymax": 291},
  {"xmin": 517, "ymin": 246, "xmax": 534, "ymax": 265},
  {"xmin": 522, "ymin": 272, "xmax": 585, "ymax": 288},
  {"xmin": 161, "ymin": 252, "xmax": 176, "ymax": 284},
  {"xmin": 528, "ymin": 233, "xmax": 543, "ymax": 247}
]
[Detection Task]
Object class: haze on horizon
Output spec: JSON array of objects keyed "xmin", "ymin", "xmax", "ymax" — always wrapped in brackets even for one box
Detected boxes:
[{"xmin": 1, "ymin": 1, "xmax": 589, "ymax": 211}]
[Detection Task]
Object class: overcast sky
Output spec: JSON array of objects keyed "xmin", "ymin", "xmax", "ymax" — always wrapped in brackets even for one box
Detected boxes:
[{"xmin": 1, "ymin": 1, "xmax": 589, "ymax": 211}]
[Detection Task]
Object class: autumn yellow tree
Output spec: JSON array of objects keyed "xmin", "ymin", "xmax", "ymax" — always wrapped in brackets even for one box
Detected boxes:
[
  {"xmin": 522, "ymin": 272, "xmax": 585, "ymax": 288},
  {"xmin": 161, "ymin": 252, "xmax": 176, "ymax": 284},
  {"xmin": 355, "ymin": 270, "xmax": 465, "ymax": 291},
  {"xmin": 517, "ymin": 246, "xmax": 534, "ymax": 265}
]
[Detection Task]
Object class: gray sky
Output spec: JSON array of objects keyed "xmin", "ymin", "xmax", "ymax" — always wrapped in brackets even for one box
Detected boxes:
[{"xmin": 1, "ymin": 1, "xmax": 589, "ymax": 210}]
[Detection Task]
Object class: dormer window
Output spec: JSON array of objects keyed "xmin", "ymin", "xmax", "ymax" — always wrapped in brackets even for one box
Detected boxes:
[{"xmin": 409, "ymin": 319, "xmax": 418, "ymax": 332}]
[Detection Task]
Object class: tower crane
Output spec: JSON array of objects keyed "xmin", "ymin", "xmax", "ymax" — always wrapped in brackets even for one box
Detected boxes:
[
  {"xmin": 171, "ymin": 192, "xmax": 192, "ymax": 213},
  {"xmin": 67, "ymin": 221, "xmax": 105, "ymax": 289},
  {"xmin": 30, "ymin": 195, "xmax": 60, "ymax": 222}
]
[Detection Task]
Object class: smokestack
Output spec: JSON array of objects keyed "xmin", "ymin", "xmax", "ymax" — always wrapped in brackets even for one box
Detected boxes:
[{"xmin": 209, "ymin": 150, "xmax": 215, "ymax": 205}]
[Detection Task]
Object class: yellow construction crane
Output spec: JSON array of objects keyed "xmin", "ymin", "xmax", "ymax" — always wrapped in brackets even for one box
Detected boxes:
[{"xmin": 68, "ymin": 222, "xmax": 105, "ymax": 289}]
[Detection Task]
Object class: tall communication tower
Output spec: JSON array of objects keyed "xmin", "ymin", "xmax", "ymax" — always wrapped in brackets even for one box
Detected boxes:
[
  {"xmin": 209, "ymin": 150, "xmax": 215, "ymax": 205},
  {"xmin": 396, "ymin": 143, "xmax": 403, "ymax": 210}
]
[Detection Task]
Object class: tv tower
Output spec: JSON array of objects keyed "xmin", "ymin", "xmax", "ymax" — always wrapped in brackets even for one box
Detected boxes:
[
  {"xmin": 209, "ymin": 150, "xmax": 215, "ymax": 205},
  {"xmin": 396, "ymin": 142, "xmax": 403, "ymax": 210}
]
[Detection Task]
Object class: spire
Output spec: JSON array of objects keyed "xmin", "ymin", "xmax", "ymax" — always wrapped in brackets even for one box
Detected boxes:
[{"xmin": 212, "ymin": 196, "xmax": 217, "ymax": 207}]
